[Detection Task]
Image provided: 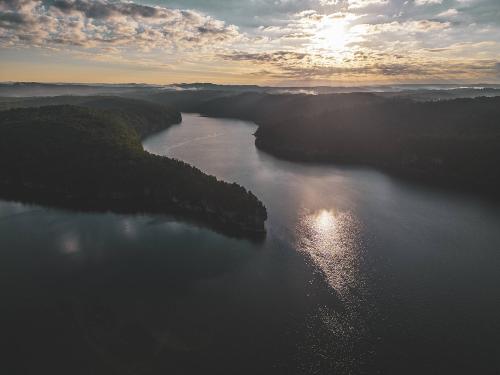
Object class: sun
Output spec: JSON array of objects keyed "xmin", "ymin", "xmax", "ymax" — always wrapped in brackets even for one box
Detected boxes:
[{"xmin": 313, "ymin": 17, "xmax": 349, "ymax": 51}]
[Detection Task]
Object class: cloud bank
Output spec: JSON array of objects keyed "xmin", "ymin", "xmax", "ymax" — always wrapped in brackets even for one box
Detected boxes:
[{"xmin": 0, "ymin": 0, "xmax": 240, "ymax": 50}]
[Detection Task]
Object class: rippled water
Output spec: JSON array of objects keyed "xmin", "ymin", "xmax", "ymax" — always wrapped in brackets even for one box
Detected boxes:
[{"xmin": 1, "ymin": 114, "xmax": 500, "ymax": 374}]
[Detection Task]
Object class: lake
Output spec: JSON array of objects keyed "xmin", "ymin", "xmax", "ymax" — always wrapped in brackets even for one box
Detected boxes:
[{"xmin": 1, "ymin": 113, "xmax": 499, "ymax": 374}]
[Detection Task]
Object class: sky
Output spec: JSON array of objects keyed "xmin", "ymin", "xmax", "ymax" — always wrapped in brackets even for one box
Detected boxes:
[{"xmin": 0, "ymin": 0, "xmax": 499, "ymax": 85}]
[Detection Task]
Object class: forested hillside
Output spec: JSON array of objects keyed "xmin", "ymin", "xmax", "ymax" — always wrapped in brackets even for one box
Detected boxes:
[{"xmin": 0, "ymin": 106, "xmax": 267, "ymax": 236}]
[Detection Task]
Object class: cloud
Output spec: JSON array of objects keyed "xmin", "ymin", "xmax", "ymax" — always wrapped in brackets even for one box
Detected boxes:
[
  {"xmin": 414, "ymin": 0, "xmax": 442, "ymax": 5},
  {"xmin": 222, "ymin": 49, "xmax": 500, "ymax": 81},
  {"xmin": 1, "ymin": 0, "xmax": 499, "ymax": 84},
  {"xmin": 221, "ymin": 51, "xmax": 309, "ymax": 63},
  {"xmin": 0, "ymin": 0, "xmax": 241, "ymax": 51},
  {"xmin": 348, "ymin": 0, "xmax": 389, "ymax": 10},
  {"xmin": 437, "ymin": 8, "xmax": 459, "ymax": 18},
  {"xmin": 355, "ymin": 19, "xmax": 450, "ymax": 33}
]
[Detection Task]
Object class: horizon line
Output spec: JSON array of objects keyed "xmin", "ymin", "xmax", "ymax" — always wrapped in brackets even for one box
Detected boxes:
[{"xmin": 2, "ymin": 81, "xmax": 500, "ymax": 89}]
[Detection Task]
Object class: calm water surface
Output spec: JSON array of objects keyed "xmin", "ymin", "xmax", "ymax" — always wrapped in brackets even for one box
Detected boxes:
[{"xmin": 1, "ymin": 114, "xmax": 500, "ymax": 374}]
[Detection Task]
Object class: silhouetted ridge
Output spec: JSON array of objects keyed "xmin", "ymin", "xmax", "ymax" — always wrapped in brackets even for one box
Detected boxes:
[
  {"xmin": 254, "ymin": 96, "xmax": 500, "ymax": 190},
  {"xmin": 0, "ymin": 95, "xmax": 182, "ymax": 137}
]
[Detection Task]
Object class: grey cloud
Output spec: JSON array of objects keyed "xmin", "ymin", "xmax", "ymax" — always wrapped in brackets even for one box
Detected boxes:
[
  {"xmin": 0, "ymin": 10, "xmax": 25, "ymax": 24},
  {"xmin": 222, "ymin": 50, "xmax": 500, "ymax": 80},
  {"xmin": 51, "ymin": 0, "xmax": 161, "ymax": 19},
  {"xmin": 222, "ymin": 51, "xmax": 309, "ymax": 63}
]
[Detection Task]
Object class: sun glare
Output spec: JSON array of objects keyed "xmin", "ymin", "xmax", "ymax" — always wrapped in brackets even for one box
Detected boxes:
[
  {"xmin": 314, "ymin": 18, "xmax": 349, "ymax": 51},
  {"xmin": 296, "ymin": 209, "xmax": 362, "ymax": 299},
  {"xmin": 315, "ymin": 209, "xmax": 337, "ymax": 232}
]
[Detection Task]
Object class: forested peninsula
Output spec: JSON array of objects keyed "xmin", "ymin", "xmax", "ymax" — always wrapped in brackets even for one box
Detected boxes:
[{"xmin": 0, "ymin": 103, "xmax": 267, "ymax": 237}]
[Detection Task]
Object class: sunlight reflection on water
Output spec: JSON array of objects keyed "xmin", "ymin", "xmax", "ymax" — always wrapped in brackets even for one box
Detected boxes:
[
  {"xmin": 296, "ymin": 209, "xmax": 363, "ymax": 300},
  {"xmin": 295, "ymin": 208, "xmax": 372, "ymax": 370}
]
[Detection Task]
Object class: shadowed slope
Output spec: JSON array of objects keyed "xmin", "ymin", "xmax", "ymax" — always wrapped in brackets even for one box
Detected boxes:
[{"xmin": 0, "ymin": 105, "xmax": 267, "ymax": 236}]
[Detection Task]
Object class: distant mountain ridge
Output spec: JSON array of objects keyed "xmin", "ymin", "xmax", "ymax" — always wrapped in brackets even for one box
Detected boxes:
[{"xmin": 2, "ymin": 81, "xmax": 500, "ymax": 99}]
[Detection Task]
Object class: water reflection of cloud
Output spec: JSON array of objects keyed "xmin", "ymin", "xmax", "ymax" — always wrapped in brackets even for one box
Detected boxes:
[
  {"xmin": 59, "ymin": 233, "xmax": 80, "ymax": 254},
  {"xmin": 121, "ymin": 219, "xmax": 138, "ymax": 239}
]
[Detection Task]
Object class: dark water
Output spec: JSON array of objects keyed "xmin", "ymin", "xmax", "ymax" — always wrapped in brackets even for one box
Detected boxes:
[{"xmin": 1, "ymin": 114, "xmax": 500, "ymax": 374}]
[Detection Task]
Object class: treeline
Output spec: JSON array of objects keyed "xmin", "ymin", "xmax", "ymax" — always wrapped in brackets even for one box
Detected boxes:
[
  {"xmin": 0, "ymin": 105, "xmax": 267, "ymax": 236},
  {"xmin": 142, "ymin": 90, "xmax": 385, "ymax": 125},
  {"xmin": 0, "ymin": 96, "xmax": 182, "ymax": 138}
]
